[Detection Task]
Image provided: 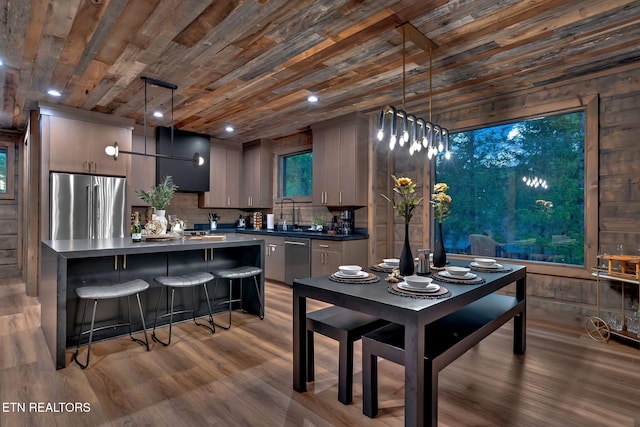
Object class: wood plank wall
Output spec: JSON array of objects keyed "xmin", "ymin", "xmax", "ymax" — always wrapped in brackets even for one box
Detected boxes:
[
  {"xmin": 0, "ymin": 131, "xmax": 19, "ymax": 279},
  {"xmin": 374, "ymin": 62, "xmax": 640, "ymax": 327}
]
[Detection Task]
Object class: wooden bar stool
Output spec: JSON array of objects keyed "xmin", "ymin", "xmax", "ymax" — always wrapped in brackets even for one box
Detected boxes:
[
  {"xmin": 73, "ymin": 279, "xmax": 150, "ymax": 369},
  {"xmin": 152, "ymin": 272, "xmax": 215, "ymax": 346},
  {"xmin": 306, "ymin": 306, "xmax": 388, "ymax": 404},
  {"xmin": 211, "ymin": 266, "xmax": 264, "ymax": 329}
]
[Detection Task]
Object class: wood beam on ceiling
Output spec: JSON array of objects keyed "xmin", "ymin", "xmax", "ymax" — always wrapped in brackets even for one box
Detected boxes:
[{"xmin": 396, "ymin": 22, "xmax": 438, "ymax": 52}]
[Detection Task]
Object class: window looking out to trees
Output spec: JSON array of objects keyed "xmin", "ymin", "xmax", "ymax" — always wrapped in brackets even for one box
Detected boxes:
[
  {"xmin": 281, "ymin": 151, "xmax": 312, "ymax": 197},
  {"xmin": 436, "ymin": 111, "xmax": 585, "ymax": 265},
  {"xmin": 0, "ymin": 147, "xmax": 6, "ymax": 193}
]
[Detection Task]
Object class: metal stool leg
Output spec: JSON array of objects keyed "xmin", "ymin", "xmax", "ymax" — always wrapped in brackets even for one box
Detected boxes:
[
  {"xmin": 152, "ymin": 284, "xmax": 166, "ymax": 334},
  {"xmin": 190, "ymin": 284, "xmax": 215, "ymax": 334},
  {"xmin": 74, "ymin": 299, "xmax": 98, "ymax": 369},
  {"xmin": 153, "ymin": 286, "xmax": 176, "ymax": 346},
  {"xmin": 212, "ymin": 277, "xmax": 233, "ymax": 330},
  {"xmin": 202, "ymin": 283, "xmax": 216, "ymax": 330},
  {"xmin": 253, "ymin": 275, "xmax": 264, "ymax": 319},
  {"xmin": 135, "ymin": 293, "xmax": 150, "ymax": 350},
  {"xmin": 240, "ymin": 276, "xmax": 264, "ymax": 320},
  {"xmin": 124, "ymin": 294, "xmax": 150, "ymax": 349}
]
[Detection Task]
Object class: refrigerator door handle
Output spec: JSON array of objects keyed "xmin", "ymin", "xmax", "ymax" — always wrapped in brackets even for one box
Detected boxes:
[
  {"xmin": 93, "ymin": 183, "xmax": 100, "ymax": 240},
  {"xmin": 86, "ymin": 184, "xmax": 93, "ymax": 239}
]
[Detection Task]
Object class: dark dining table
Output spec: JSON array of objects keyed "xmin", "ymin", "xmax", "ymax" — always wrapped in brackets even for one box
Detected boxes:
[{"xmin": 292, "ymin": 260, "xmax": 526, "ymax": 426}]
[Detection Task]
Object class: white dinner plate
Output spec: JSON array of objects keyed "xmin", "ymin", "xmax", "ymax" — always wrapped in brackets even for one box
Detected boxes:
[
  {"xmin": 334, "ymin": 270, "xmax": 369, "ymax": 279},
  {"xmin": 470, "ymin": 261, "xmax": 502, "ymax": 269},
  {"xmin": 439, "ymin": 271, "xmax": 477, "ymax": 280},
  {"xmin": 398, "ymin": 282, "xmax": 440, "ymax": 293}
]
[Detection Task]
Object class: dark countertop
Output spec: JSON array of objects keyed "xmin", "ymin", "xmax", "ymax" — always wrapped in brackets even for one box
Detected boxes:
[
  {"xmin": 42, "ymin": 234, "xmax": 263, "ymax": 258},
  {"xmin": 236, "ymin": 228, "xmax": 368, "ymax": 241}
]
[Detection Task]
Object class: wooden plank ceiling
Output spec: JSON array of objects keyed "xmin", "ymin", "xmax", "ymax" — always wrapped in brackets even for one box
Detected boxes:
[{"xmin": 1, "ymin": 0, "xmax": 639, "ymax": 142}]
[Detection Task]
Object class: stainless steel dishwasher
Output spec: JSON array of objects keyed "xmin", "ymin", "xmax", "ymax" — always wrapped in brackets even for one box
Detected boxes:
[{"xmin": 284, "ymin": 238, "xmax": 311, "ymax": 286}]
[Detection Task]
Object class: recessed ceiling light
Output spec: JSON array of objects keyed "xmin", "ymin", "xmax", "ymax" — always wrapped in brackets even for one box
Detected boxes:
[
  {"xmin": 0, "ymin": 59, "xmax": 3, "ymax": 66},
  {"xmin": 225, "ymin": 125, "xmax": 234, "ymax": 132},
  {"xmin": 307, "ymin": 95, "xmax": 319, "ymax": 103},
  {"xmin": 47, "ymin": 89, "xmax": 61, "ymax": 97},
  {"xmin": 153, "ymin": 111, "xmax": 163, "ymax": 118}
]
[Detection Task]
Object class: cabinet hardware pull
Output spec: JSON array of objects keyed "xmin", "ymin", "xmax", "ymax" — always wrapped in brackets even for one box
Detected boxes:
[
  {"xmin": 114, "ymin": 255, "xmax": 118, "ymax": 270},
  {"xmin": 319, "ymin": 244, "xmax": 329, "ymax": 248},
  {"xmin": 123, "ymin": 254, "xmax": 127, "ymax": 270},
  {"xmin": 339, "ymin": 191, "xmax": 342, "ymax": 204},
  {"xmin": 204, "ymin": 249, "xmax": 208, "ymax": 261},
  {"xmin": 285, "ymin": 241, "xmax": 306, "ymax": 246}
]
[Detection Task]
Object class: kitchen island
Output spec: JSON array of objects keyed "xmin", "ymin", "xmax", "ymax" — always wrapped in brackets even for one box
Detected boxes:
[{"xmin": 40, "ymin": 235, "xmax": 264, "ymax": 369}]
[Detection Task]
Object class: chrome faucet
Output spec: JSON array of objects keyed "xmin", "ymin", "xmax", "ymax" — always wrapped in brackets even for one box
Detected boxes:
[{"xmin": 280, "ymin": 198, "xmax": 295, "ymax": 228}]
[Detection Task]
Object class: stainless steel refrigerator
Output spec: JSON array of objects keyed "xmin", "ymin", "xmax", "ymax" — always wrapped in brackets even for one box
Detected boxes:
[{"xmin": 50, "ymin": 172, "xmax": 127, "ymax": 240}]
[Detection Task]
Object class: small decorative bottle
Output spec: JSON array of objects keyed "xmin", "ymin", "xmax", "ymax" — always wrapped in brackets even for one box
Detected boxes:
[{"xmin": 131, "ymin": 211, "xmax": 142, "ymax": 243}]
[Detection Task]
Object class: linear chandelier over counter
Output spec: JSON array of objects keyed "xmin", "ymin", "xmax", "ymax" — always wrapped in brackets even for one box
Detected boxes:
[
  {"xmin": 104, "ymin": 77, "xmax": 204, "ymax": 166},
  {"xmin": 376, "ymin": 22, "xmax": 450, "ymax": 160}
]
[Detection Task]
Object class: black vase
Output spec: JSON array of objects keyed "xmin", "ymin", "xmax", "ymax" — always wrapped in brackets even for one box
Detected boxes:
[
  {"xmin": 433, "ymin": 221, "xmax": 447, "ymax": 268},
  {"xmin": 399, "ymin": 222, "xmax": 414, "ymax": 276}
]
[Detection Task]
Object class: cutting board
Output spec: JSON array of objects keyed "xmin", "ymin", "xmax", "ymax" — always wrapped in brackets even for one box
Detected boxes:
[{"xmin": 188, "ymin": 234, "xmax": 227, "ymax": 241}]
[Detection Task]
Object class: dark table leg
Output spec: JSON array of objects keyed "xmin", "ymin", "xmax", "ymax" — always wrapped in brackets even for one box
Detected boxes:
[
  {"xmin": 404, "ymin": 322, "xmax": 425, "ymax": 426},
  {"xmin": 293, "ymin": 287, "xmax": 307, "ymax": 392},
  {"xmin": 514, "ymin": 275, "xmax": 527, "ymax": 355}
]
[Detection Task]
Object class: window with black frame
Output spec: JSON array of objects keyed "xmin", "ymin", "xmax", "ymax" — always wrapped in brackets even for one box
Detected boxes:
[{"xmin": 435, "ymin": 111, "xmax": 585, "ymax": 265}]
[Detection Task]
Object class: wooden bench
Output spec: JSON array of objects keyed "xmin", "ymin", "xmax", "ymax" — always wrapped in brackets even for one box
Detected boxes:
[
  {"xmin": 307, "ymin": 306, "xmax": 388, "ymax": 404},
  {"xmin": 362, "ymin": 293, "xmax": 525, "ymax": 420}
]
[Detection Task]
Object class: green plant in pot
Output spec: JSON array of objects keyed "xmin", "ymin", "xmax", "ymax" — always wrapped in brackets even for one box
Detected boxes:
[{"xmin": 136, "ymin": 176, "xmax": 178, "ymax": 233}]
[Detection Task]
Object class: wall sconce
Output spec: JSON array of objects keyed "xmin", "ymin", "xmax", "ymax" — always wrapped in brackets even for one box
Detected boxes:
[{"xmin": 376, "ymin": 22, "xmax": 451, "ymax": 160}]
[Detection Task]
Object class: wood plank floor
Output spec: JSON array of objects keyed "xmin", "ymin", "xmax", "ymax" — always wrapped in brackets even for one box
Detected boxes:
[{"xmin": 1, "ymin": 278, "xmax": 639, "ymax": 427}]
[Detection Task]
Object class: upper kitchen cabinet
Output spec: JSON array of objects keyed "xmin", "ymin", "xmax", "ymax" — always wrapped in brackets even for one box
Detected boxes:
[
  {"xmin": 241, "ymin": 139, "xmax": 273, "ymax": 209},
  {"xmin": 40, "ymin": 104, "xmax": 133, "ymax": 177},
  {"xmin": 198, "ymin": 141, "xmax": 241, "ymax": 208},
  {"xmin": 312, "ymin": 113, "xmax": 368, "ymax": 207},
  {"xmin": 128, "ymin": 128, "xmax": 156, "ymax": 206}
]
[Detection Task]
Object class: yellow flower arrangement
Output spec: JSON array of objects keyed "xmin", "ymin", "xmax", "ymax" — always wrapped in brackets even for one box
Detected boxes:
[
  {"xmin": 381, "ymin": 175, "xmax": 423, "ymax": 224},
  {"xmin": 430, "ymin": 182, "xmax": 452, "ymax": 223}
]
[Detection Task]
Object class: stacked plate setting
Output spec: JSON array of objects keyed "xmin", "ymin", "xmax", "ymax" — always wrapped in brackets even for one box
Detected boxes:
[
  {"xmin": 439, "ymin": 266, "xmax": 477, "ymax": 280},
  {"xmin": 470, "ymin": 257, "xmax": 503, "ymax": 269},
  {"xmin": 334, "ymin": 265, "xmax": 368, "ymax": 279},
  {"xmin": 379, "ymin": 258, "xmax": 400, "ymax": 269},
  {"xmin": 397, "ymin": 275, "xmax": 440, "ymax": 293}
]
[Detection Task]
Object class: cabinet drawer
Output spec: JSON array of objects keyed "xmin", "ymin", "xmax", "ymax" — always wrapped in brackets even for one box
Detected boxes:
[{"xmin": 311, "ymin": 240, "xmax": 342, "ymax": 252}]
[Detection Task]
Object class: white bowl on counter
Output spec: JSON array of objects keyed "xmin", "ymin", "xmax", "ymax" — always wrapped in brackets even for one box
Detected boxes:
[
  {"xmin": 338, "ymin": 265, "xmax": 362, "ymax": 276},
  {"xmin": 474, "ymin": 258, "xmax": 496, "ymax": 267},
  {"xmin": 445, "ymin": 266, "xmax": 471, "ymax": 277}
]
